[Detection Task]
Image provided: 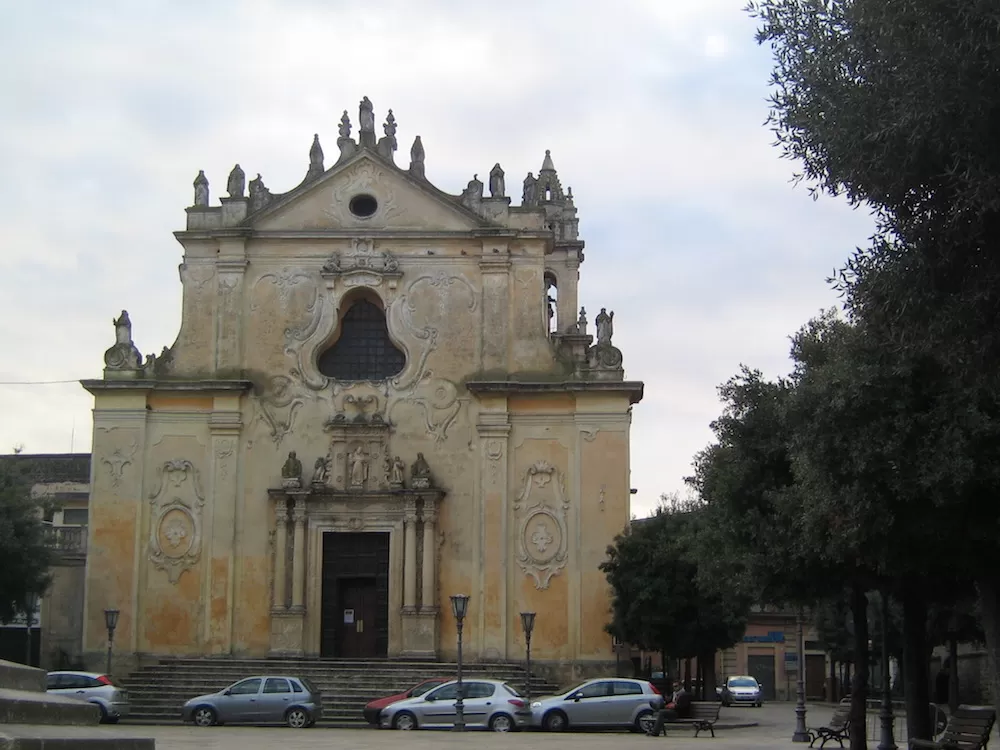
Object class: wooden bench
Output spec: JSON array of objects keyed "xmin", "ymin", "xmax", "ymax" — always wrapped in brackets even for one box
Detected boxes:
[
  {"xmin": 909, "ymin": 705, "xmax": 996, "ymax": 750},
  {"xmin": 807, "ymin": 701, "xmax": 851, "ymax": 748},
  {"xmin": 674, "ymin": 701, "xmax": 722, "ymax": 738}
]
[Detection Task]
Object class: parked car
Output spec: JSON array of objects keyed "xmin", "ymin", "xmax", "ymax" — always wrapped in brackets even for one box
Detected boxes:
[
  {"xmin": 720, "ymin": 675, "xmax": 763, "ymax": 707},
  {"xmin": 46, "ymin": 671, "xmax": 130, "ymax": 724},
  {"xmin": 364, "ymin": 677, "xmax": 450, "ymax": 724},
  {"xmin": 530, "ymin": 677, "xmax": 663, "ymax": 732},
  {"xmin": 181, "ymin": 675, "xmax": 322, "ymax": 728},
  {"xmin": 380, "ymin": 678, "xmax": 530, "ymax": 732}
]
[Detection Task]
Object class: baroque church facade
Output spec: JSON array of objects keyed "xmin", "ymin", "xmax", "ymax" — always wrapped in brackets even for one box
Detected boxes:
[{"xmin": 82, "ymin": 97, "xmax": 643, "ymax": 675}]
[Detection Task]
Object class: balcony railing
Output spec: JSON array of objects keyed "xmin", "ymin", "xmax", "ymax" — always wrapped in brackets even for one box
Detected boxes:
[{"xmin": 44, "ymin": 525, "xmax": 87, "ymax": 555}]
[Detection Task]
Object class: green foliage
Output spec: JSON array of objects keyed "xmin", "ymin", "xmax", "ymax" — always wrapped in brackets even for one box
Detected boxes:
[
  {"xmin": 601, "ymin": 507, "xmax": 748, "ymax": 658},
  {"xmin": 0, "ymin": 465, "xmax": 52, "ymax": 623}
]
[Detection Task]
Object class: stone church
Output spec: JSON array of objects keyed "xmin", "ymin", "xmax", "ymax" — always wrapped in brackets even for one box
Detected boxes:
[{"xmin": 81, "ymin": 97, "xmax": 643, "ymax": 674}]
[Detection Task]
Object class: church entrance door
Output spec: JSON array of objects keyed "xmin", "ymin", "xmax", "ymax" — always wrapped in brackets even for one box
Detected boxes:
[{"xmin": 320, "ymin": 531, "xmax": 389, "ymax": 658}]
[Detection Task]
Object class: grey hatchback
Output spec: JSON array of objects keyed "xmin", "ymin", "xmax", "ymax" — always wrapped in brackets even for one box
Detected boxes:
[{"xmin": 181, "ymin": 675, "xmax": 321, "ymax": 728}]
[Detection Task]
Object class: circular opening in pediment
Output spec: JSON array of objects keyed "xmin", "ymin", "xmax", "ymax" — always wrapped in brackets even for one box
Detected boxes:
[{"xmin": 349, "ymin": 193, "xmax": 378, "ymax": 218}]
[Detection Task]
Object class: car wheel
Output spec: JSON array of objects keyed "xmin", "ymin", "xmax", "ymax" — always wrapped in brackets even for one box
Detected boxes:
[
  {"xmin": 285, "ymin": 707, "xmax": 310, "ymax": 728},
  {"xmin": 193, "ymin": 706, "xmax": 217, "ymax": 727},
  {"xmin": 543, "ymin": 710, "xmax": 568, "ymax": 732},
  {"xmin": 490, "ymin": 713, "xmax": 515, "ymax": 732},
  {"xmin": 636, "ymin": 709, "xmax": 655, "ymax": 733},
  {"xmin": 393, "ymin": 711, "xmax": 417, "ymax": 731},
  {"xmin": 104, "ymin": 717, "xmax": 120, "ymax": 725}
]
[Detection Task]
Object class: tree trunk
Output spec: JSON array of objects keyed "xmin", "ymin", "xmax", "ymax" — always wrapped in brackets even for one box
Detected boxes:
[
  {"xmin": 948, "ymin": 634, "xmax": 959, "ymax": 712},
  {"xmin": 902, "ymin": 585, "xmax": 932, "ymax": 741},
  {"xmin": 830, "ymin": 656, "xmax": 838, "ymax": 702},
  {"xmin": 975, "ymin": 576, "xmax": 1000, "ymax": 716},
  {"xmin": 684, "ymin": 658, "xmax": 692, "ymax": 692},
  {"xmin": 701, "ymin": 651, "xmax": 717, "ymax": 700},
  {"xmin": 849, "ymin": 583, "xmax": 869, "ymax": 750}
]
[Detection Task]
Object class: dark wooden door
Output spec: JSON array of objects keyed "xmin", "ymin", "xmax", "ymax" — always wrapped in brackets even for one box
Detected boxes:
[
  {"xmin": 805, "ymin": 654, "xmax": 827, "ymax": 700},
  {"xmin": 337, "ymin": 578, "xmax": 378, "ymax": 657},
  {"xmin": 320, "ymin": 532, "xmax": 389, "ymax": 657},
  {"xmin": 747, "ymin": 653, "xmax": 776, "ymax": 700}
]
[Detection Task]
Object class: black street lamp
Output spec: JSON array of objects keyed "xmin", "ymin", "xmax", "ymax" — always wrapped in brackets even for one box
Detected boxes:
[
  {"xmin": 24, "ymin": 592, "xmax": 39, "ymax": 667},
  {"xmin": 877, "ymin": 591, "xmax": 897, "ymax": 750},
  {"xmin": 520, "ymin": 612, "xmax": 536, "ymax": 704},
  {"xmin": 104, "ymin": 608, "xmax": 120, "ymax": 677},
  {"xmin": 450, "ymin": 594, "xmax": 470, "ymax": 732},
  {"xmin": 792, "ymin": 609, "xmax": 810, "ymax": 742}
]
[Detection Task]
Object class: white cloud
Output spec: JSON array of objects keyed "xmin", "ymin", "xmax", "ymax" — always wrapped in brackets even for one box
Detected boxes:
[{"xmin": 0, "ymin": 0, "xmax": 875, "ymax": 519}]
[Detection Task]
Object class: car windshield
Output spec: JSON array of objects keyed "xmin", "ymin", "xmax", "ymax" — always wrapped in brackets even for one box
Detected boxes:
[
  {"xmin": 729, "ymin": 678, "xmax": 758, "ymax": 688},
  {"xmin": 410, "ymin": 681, "xmax": 440, "ymax": 697}
]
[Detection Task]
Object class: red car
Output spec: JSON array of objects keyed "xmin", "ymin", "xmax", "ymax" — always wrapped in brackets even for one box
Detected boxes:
[{"xmin": 363, "ymin": 678, "xmax": 451, "ymax": 725}]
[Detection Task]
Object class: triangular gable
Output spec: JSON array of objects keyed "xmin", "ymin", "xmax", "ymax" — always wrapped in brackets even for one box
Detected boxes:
[{"xmin": 250, "ymin": 151, "xmax": 490, "ymax": 232}]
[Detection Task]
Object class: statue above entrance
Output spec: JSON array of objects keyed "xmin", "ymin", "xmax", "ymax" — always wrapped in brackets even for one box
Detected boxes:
[
  {"xmin": 411, "ymin": 453, "xmax": 433, "ymax": 489},
  {"xmin": 311, "ymin": 456, "xmax": 329, "ymax": 486},
  {"xmin": 281, "ymin": 451, "xmax": 303, "ymax": 488}
]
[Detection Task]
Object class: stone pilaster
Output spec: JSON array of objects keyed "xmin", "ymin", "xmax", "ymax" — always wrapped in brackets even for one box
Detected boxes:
[
  {"xmin": 207, "ymin": 404, "xmax": 241, "ymax": 653},
  {"xmin": 557, "ymin": 253, "xmax": 581, "ymax": 333},
  {"xmin": 479, "ymin": 245, "xmax": 511, "ymax": 371},
  {"xmin": 291, "ymin": 502, "xmax": 307, "ymax": 609},
  {"xmin": 421, "ymin": 500, "xmax": 438, "ymax": 612},
  {"xmin": 477, "ymin": 408, "xmax": 511, "ymax": 660},
  {"xmin": 403, "ymin": 499, "xmax": 419, "ymax": 613},
  {"xmin": 272, "ymin": 498, "xmax": 289, "ymax": 610},
  {"xmin": 215, "ymin": 251, "xmax": 248, "ymax": 374}
]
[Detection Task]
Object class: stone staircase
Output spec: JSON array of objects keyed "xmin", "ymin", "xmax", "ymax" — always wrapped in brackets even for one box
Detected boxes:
[{"xmin": 119, "ymin": 657, "xmax": 564, "ymax": 726}]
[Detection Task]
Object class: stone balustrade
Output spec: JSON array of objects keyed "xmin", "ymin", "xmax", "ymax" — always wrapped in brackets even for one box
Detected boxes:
[{"xmin": 43, "ymin": 525, "xmax": 87, "ymax": 556}]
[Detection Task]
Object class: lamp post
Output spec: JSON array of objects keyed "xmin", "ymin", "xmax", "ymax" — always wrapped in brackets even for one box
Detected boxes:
[
  {"xmin": 792, "ymin": 609, "xmax": 810, "ymax": 742},
  {"xmin": 103, "ymin": 609, "xmax": 120, "ymax": 677},
  {"xmin": 877, "ymin": 591, "xmax": 897, "ymax": 750},
  {"xmin": 520, "ymin": 612, "xmax": 536, "ymax": 704},
  {"xmin": 450, "ymin": 594, "xmax": 470, "ymax": 732},
  {"xmin": 24, "ymin": 592, "xmax": 39, "ymax": 667}
]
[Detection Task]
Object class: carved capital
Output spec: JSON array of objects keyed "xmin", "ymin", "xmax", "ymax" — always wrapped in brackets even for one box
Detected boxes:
[
  {"xmin": 292, "ymin": 505, "xmax": 307, "ymax": 525},
  {"xmin": 404, "ymin": 497, "xmax": 419, "ymax": 523}
]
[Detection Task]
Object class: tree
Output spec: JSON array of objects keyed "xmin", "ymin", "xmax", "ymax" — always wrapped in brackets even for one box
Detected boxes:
[
  {"xmin": 0, "ymin": 464, "xmax": 52, "ymax": 623},
  {"xmin": 601, "ymin": 506, "xmax": 748, "ymax": 693},
  {"xmin": 748, "ymin": 0, "xmax": 1000, "ymax": 720}
]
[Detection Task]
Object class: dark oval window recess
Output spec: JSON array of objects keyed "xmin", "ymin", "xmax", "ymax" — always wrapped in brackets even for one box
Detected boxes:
[
  {"xmin": 349, "ymin": 193, "xmax": 379, "ymax": 218},
  {"xmin": 318, "ymin": 299, "xmax": 405, "ymax": 381}
]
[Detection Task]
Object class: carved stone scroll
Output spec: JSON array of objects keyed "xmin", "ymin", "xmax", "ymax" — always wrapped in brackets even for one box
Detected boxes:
[
  {"xmin": 148, "ymin": 459, "xmax": 206, "ymax": 584},
  {"xmin": 514, "ymin": 461, "xmax": 569, "ymax": 590}
]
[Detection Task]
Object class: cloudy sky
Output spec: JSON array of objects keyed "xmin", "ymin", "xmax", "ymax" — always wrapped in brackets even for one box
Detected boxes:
[{"xmin": 1, "ymin": 0, "xmax": 872, "ymax": 518}]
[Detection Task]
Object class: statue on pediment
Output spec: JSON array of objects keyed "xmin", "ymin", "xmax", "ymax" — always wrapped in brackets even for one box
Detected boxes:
[
  {"xmin": 522, "ymin": 172, "xmax": 537, "ymax": 206},
  {"xmin": 359, "ymin": 97, "xmax": 375, "ymax": 134},
  {"xmin": 104, "ymin": 310, "xmax": 143, "ymax": 374},
  {"xmin": 227, "ymin": 164, "xmax": 245, "ymax": 199},
  {"xmin": 489, "ymin": 163, "xmax": 505, "ymax": 198},
  {"xmin": 193, "ymin": 170, "xmax": 209, "ymax": 207},
  {"xmin": 595, "ymin": 308, "xmax": 614, "ymax": 347}
]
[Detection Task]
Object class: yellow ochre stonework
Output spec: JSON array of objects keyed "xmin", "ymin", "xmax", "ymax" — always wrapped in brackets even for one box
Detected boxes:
[{"xmin": 81, "ymin": 98, "xmax": 643, "ymax": 678}]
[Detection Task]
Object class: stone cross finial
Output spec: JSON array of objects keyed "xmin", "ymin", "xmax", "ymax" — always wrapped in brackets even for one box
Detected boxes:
[{"xmin": 338, "ymin": 111, "xmax": 352, "ymax": 139}]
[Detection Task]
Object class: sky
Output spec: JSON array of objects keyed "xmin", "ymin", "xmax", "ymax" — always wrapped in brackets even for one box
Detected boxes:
[{"xmin": 0, "ymin": 0, "xmax": 874, "ymax": 519}]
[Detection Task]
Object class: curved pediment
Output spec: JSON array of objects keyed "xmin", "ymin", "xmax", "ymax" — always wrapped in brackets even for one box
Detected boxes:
[{"xmin": 250, "ymin": 152, "xmax": 490, "ymax": 233}]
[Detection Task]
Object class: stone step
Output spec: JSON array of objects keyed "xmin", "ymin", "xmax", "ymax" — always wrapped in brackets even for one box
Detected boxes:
[
  {"xmin": 0, "ymin": 688, "xmax": 102, "ymax": 726},
  {"xmin": 0, "ymin": 724, "xmax": 155, "ymax": 749}
]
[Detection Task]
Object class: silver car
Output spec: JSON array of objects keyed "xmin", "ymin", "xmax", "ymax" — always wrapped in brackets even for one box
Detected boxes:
[
  {"xmin": 721, "ymin": 675, "xmax": 763, "ymax": 707},
  {"xmin": 380, "ymin": 678, "xmax": 530, "ymax": 732},
  {"xmin": 46, "ymin": 671, "xmax": 130, "ymax": 724},
  {"xmin": 530, "ymin": 677, "xmax": 663, "ymax": 732},
  {"xmin": 181, "ymin": 675, "xmax": 322, "ymax": 728}
]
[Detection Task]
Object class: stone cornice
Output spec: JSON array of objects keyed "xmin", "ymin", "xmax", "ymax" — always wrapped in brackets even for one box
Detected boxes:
[
  {"xmin": 174, "ymin": 228, "xmax": 553, "ymax": 242},
  {"xmin": 466, "ymin": 379, "xmax": 644, "ymax": 405},
  {"xmin": 81, "ymin": 379, "xmax": 254, "ymax": 396}
]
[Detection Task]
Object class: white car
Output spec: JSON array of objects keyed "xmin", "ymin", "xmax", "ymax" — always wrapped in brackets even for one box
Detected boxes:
[
  {"xmin": 530, "ymin": 677, "xmax": 664, "ymax": 732},
  {"xmin": 380, "ymin": 678, "xmax": 530, "ymax": 732},
  {"xmin": 720, "ymin": 675, "xmax": 763, "ymax": 707},
  {"xmin": 46, "ymin": 671, "xmax": 130, "ymax": 723}
]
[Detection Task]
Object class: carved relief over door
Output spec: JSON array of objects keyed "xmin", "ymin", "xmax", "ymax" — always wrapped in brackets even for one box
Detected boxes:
[
  {"xmin": 513, "ymin": 461, "xmax": 569, "ymax": 590},
  {"xmin": 148, "ymin": 459, "xmax": 205, "ymax": 583}
]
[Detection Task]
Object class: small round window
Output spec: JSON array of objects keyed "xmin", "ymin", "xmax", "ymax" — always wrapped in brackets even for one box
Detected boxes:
[{"xmin": 349, "ymin": 194, "xmax": 378, "ymax": 218}]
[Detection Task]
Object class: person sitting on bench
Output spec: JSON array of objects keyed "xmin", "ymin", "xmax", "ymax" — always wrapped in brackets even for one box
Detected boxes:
[{"xmin": 647, "ymin": 681, "xmax": 692, "ymax": 736}]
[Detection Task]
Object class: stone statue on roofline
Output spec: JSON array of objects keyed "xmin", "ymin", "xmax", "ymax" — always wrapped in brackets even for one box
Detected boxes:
[
  {"xmin": 226, "ymin": 164, "xmax": 245, "ymax": 199},
  {"xmin": 489, "ymin": 163, "xmax": 505, "ymax": 198},
  {"xmin": 595, "ymin": 308, "xmax": 614, "ymax": 346},
  {"xmin": 193, "ymin": 170, "xmax": 209, "ymax": 207},
  {"xmin": 103, "ymin": 310, "xmax": 143, "ymax": 377}
]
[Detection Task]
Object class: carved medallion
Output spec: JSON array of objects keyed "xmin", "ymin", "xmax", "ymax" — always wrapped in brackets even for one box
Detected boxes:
[
  {"xmin": 148, "ymin": 459, "xmax": 205, "ymax": 584},
  {"xmin": 514, "ymin": 461, "xmax": 570, "ymax": 590}
]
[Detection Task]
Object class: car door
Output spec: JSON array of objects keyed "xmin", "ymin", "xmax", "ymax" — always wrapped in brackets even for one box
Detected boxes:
[
  {"xmin": 418, "ymin": 682, "xmax": 459, "ymax": 727},
  {"xmin": 563, "ymin": 680, "xmax": 613, "ymax": 725},
  {"xmin": 609, "ymin": 680, "xmax": 645, "ymax": 725},
  {"xmin": 221, "ymin": 678, "xmax": 263, "ymax": 722},
  {"xmin": 261, "ymin": 678, "xmax": 293, "ymax": 721},
  {"xmin": 459, "ymin": 682, "xmax": 495, "ymax": 728}
]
